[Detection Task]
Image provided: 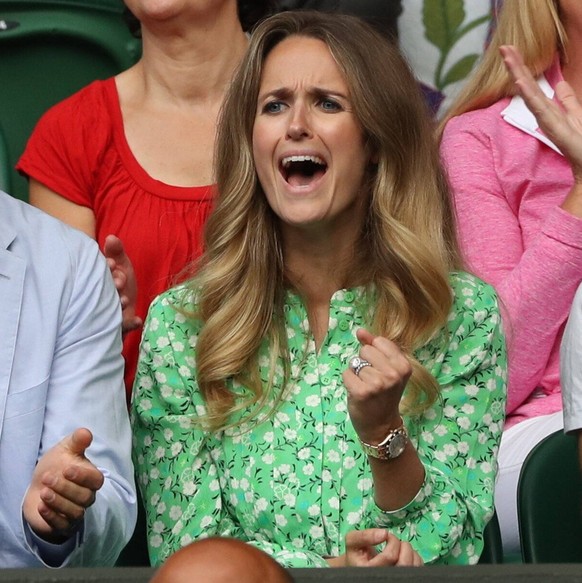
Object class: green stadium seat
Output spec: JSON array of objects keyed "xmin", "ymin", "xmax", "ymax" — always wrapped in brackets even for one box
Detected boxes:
[
  {"xmin": 0, "ymin": 123, "xmax": 11, "ymax": 192},
  {"xmin": 479, "ymin": 510, "xmax": 503, "ymax": 564},
  {"xmin": 517, "ymin": 429, "xmax": 582, "ymax": 563},
  {"xmin": 0, "ymin": 0, "xmax": 141, "ymax": 200}
]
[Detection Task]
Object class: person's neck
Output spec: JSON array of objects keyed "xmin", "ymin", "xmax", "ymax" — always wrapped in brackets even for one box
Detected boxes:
[
  {"xmin": 284, "ymin": 223, "xmax": 363, "ymax": 307},
  {"xmin": 562, "ymin": 30, "xmax": 582, "ymax": 98},
  {"xmin": 135, "ymin": 19, "xmax": 248, "ymax": 106},
  {"xmin": 284, "ymin": 222, "xmax": 365, "ymax": 352}
]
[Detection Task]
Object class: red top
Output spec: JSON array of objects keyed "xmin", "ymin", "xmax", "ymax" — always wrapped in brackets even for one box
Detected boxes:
[{"xmin": 17, "ymin": 78, "xmax": 215, "ymax": 400}]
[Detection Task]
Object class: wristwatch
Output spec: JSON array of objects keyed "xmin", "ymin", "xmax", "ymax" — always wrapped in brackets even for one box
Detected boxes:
[{"xmin": 359, "ymin": 421, "xmax": 408, "ymax": 460}]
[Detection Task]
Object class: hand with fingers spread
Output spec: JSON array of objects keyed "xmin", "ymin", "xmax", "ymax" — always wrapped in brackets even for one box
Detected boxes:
[
  {"xmin": 343, "ymin": 328, "xmax": 411, "ymax": 445},
  {"xmin": 501, "ymin": 45, "xmax": 582, "ymax": 186},
  {"xmin": 104, "ymin": 235, "xmax": 142, "ymax": 336},
  {"xmin": 328, "ymin": 529, "xmax": 423, "ymax": 567},
  {"xmin": 23, "ymin": 429, "xmax": 105, "ymax": 543}
]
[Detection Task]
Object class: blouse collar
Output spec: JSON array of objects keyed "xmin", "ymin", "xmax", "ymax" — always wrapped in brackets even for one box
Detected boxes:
[{"xmin": 500, "ymin": 55, "xmax": 563, "ymax": 155}]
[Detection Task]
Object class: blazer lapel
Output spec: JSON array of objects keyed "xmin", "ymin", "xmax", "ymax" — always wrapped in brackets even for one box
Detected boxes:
[{"xmin": 0, "ymin": 228, "xmax": 26, "ymax": 442}]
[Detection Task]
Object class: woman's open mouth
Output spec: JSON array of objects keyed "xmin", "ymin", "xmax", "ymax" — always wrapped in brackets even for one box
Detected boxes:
[{"xmin": 280, "ymin": 155, "xmax": 328, "ymax": 188}]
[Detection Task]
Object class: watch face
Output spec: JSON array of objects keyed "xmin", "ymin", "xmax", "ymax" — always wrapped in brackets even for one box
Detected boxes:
[{"xmin": 387, "ymin": 433, "xmax": 407, "ymax": 459}]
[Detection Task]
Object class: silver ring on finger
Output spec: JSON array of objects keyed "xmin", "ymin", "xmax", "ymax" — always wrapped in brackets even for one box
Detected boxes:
[{"xmin": 349, "ymin": 356, "xmax": 372, "ymax": 377}]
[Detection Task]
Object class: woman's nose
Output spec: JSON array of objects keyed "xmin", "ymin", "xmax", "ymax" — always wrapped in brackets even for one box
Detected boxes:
[{"xmin": 286, "ymin": 105, "xmax": 312, "ymax": 140}]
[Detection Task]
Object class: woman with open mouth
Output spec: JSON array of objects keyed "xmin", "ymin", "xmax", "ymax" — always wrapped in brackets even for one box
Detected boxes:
[{"xmin": 132, "ymin": 10, "xmax": 507, "ymax": 569}]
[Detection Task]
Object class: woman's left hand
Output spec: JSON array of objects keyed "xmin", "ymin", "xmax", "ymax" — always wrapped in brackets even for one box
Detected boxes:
[
  {"xmin": 343, "ymin": 328, "xmax": 411, "ymax": 445},
  {"xmin": 328, "ymin": 529, "xmax": 423, "ymax": 567}
]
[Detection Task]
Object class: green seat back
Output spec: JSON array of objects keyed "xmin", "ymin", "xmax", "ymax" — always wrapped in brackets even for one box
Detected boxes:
[
  {"xmin": 479, "ymin": 509, "xmax": 503, "ymax": 564},
  {"xmin": 0, "ymin": 123, "xmax": 11, "ymax": 192},
  {"xmin": 0, "ymin": 0, "xmax": 141, "ymax": 201},
  {"xmin": 517, "ymin": 429, "xmax": 582, "ymax": 563}
]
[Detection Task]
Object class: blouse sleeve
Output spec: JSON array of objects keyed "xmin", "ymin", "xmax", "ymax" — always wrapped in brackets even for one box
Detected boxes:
[
  {"xmin": 131, "ymin": 293, "xmax": 330, "ymax": 568},
  {"xmin": 368, "ymin": 274, "xmax": 507, "ymax": 565},
  {"xmin": 131, "ymin": 293, "xmax": 232, "ymax": 565},
  {"xmin": 441, "ymin": 116, "xmax": 582, "ymax": 413}
]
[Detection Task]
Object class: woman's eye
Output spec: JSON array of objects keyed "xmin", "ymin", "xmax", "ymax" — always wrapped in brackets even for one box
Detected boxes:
[
  {"xmin": 264, "ymin": 101, "xmax": 285, "ymax": 114},
  {"xmin": 320, "ymin": 99, "xmax": 341, "ymax": 112}
]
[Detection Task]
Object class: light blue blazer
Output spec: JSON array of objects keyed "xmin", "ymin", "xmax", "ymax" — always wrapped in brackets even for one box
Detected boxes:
[{"xmin": 0, "ymin": 192, "xmax": 136, "ymax": 567}]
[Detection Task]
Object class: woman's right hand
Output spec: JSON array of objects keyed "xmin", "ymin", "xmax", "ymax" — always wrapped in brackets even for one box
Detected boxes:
[
  {"xmin": 343, "ymin": 328, "xmax": 411, "ymax": 447},
  {"xmin": 327, "ymin": 529, "xmax": 423, "ymax": 567}
]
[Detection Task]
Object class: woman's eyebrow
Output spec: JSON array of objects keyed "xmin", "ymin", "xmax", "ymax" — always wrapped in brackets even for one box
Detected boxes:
[
  {"xmin": 309, "ymin": 87, "xmax": 349, "ymax": 101},
  {"xmin": 258, "ymin": 86, "xmax": 349, "ymax": 102},
  {"xmin": 257, "ymin": 87, "xmax": 293, "ymax": 102}
]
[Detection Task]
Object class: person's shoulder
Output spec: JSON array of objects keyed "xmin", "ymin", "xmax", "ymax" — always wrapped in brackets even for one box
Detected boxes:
[
  {"xmin": 31, "ymin": 78, "xmax": 115, "ymax": 135},
  {"xmin": 152, "ymin": 282, "xmax": 199, "ymax": 310},
  {"xmin": 146, "ymin": 282, "xmax": 201, "ymax": 332},
  {"xmin": 442, "ymin": 98, "xmax": 512, "ymax": 140},
  {"xmin": 422, "ymin": 272, "xmax": 504, "ymax": 370},
  {"xmin": 417, "ymin": 272, "xmax": 504, "ymax": 381},
  {"xmin": 448, "ymin": 270, "xmax": 500, "ymax": 320},
  {"xmin": 0, "ymin": 192, "xmax": 100, "ymax": 266},
  {"xmin": 44, "ymin": 78, "xmax": 111, "ymax": 115},
  {"xmin": 449, "ymin": 270, "xmax": 498, "ymax": 299},
  {"xmin": 0, "ymin": 192, "xmax": 86, "ymax": 240}
]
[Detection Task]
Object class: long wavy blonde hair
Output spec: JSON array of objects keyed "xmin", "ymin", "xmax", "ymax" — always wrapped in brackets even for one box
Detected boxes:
[
  {"xmin": 187, "ymin": 11, "xmax": 463, "ymax": 430},
  {"xmin": 441, "ymin": 0, "xmax": 566, "ymax": 126}
]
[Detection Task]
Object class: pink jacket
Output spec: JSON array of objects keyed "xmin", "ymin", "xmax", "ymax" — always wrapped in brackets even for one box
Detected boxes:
[{"xmin": 441, "ymin": 61, "xmax": 582, "ymax": 428}]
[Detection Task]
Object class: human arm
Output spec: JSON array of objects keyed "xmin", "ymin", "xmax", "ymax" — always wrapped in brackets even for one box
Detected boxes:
[
  {"xmin": 131, "ymin": 293, "xmax": 249, "ymax": 566},
  {"xmin": 22, "ymin": 235, "xmax": 136, "ymax": 566},
  {"xmin": 29, "ymin": 179, "xmax": 96, "ymax": 238},
  {"xmin": 22, "ymin": 95, "xmax": 139, "ymax": 331},
  {"xmin": 18, "ymin": 82, "xmax": 106, "ymax": 241},
  {"xmin": 561, "ymin": 283, "xmax": 582, "ymax": 472},
  {"xmin": 441, "ymin": 105, "xmax": 582, "ymax": 413},
  {"xmin": 561, "ymin": 283, "xmax": 582, "ymax": 468},
  {"xmin": 343, "ymin": 328, "xmax": 425, "ymax": 511},
  {"xmin": 360, "ymin": 275, "xmax": 506, "ymax": 564}
]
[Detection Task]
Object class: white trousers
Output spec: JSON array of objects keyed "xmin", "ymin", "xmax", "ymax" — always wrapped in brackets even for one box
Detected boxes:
[{"xmin": 495, "ymin": 411, "xmax": 563, "ymax": 555}]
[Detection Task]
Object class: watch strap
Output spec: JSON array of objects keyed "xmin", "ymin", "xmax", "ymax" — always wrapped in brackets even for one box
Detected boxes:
[{"xmin": 358, "ymin": 420, "xmax": 408, "ymax": 460}]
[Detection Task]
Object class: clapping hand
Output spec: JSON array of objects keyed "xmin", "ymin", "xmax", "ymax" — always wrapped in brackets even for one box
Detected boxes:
[
  {"xmin": 104, "ymin": 234, "xmax": 142, "ymax": 336},
  {"xmin": 501, "ymin": 45, "xmax": 582, "ymax": 183},
  {"xmin": 23, "ymin": 429, "xmax": 104, "ymax": 543}
]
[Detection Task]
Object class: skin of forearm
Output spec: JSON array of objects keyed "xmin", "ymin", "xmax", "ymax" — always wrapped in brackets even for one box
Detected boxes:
[{"xmin": 368, "ymin": 443, "xmax": 426, "ymax": 511}]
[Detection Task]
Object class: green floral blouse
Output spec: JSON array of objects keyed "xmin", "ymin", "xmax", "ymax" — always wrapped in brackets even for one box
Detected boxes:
[{"xmin": 131, "ymin": 271, "xmax": 506, "ymax": 567}]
